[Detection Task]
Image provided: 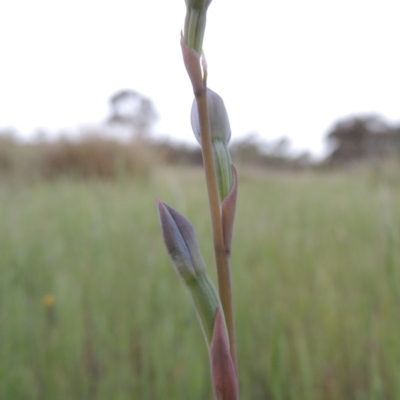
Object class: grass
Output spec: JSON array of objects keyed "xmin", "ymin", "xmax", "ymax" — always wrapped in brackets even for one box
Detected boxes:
[{"xmin": 0, "ymin": 167, "xmax": 399, "ymax": 399}]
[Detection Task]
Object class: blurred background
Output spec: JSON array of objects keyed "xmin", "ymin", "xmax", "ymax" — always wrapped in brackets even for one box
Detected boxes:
[
  {"xmin": 1, "ymin": 0, "xmax": 400, "ymax": 166},
  {"xmin": 1, "ymin": 1, "xmax": 400, "ymax": 399}
]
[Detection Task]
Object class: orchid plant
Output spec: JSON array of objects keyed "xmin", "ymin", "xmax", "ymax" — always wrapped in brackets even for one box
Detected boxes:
[{"xmin": 156, "ymin": 1, "xmax": 239, "ymax": 398}]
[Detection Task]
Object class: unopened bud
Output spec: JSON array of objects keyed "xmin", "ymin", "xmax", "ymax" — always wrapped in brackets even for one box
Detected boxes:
[
  {"xmin": 191, "ymin": 88, "xmax": 231, "ymax": 145},
  {"xmin": 157, "ymin": 200, "xmax": 206, "ymax": 280},
  {"xmin": 191, "ymin": 89, "xmax": 233, "ymax": 201},
  {"xmin": 184, "ymin": 0, "xmax": 212, "ymax": 54},
  {"xmin": 156, "ymin": 199, "xmax": 221, "ymax": 345}
]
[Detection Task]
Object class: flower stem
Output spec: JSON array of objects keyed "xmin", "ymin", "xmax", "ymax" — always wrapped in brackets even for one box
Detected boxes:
[{"xmin": 195, "ymin": 87, "xmax": 238, "ymax": 373}]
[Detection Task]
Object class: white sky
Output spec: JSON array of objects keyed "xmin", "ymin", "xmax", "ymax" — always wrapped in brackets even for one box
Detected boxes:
[{"xmin": 1, "ymin": 0, "xmax": 399, "ymax": 156}]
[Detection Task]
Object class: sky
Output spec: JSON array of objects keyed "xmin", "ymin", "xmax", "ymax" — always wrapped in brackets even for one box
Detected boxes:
[{"xmin": 1, "ymin": 0, "xmax": 400, "ymax": 157}]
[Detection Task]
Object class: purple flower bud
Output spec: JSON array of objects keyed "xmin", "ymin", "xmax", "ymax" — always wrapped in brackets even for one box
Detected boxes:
[
  {"xmin": 191, "ymin": 88, "xmax": 231, "ymax": 144},
  {"xmin": 156, "ymin": 200, "xmax": 205, "ymax": 280},
  {"xmin": 157, "ymin": 200, "xmax": 221, "ymax": 345}
]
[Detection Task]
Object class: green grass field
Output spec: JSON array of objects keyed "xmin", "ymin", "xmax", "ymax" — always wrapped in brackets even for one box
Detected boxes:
[{"xmin": 1, "ymin": 167, "xmax": 399, "ymax": 400}]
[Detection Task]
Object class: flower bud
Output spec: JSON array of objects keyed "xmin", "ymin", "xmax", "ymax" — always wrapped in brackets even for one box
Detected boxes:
[
  {"xmin": 191, "ymin": 89, "xmax": 233, "ymax": 200},
  {"xmin": 156, "ymin": 199, "xmax": 221, "ymax": 345},
  {"xmin": 156, "ymin": 200, "xmax": 206, "ymax": 280},
  {"xmin": 191, "ymin": 89, "xmax": 231, "ymax": 145},
  {"xmin": 184, "ymin": 0, "xmax": 212, "ymax": 54}
]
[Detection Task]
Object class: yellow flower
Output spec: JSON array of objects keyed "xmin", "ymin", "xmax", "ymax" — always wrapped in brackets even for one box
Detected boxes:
[{"xmin": 43, "ymin": 294, "xmax": 55, "ymax": 307}]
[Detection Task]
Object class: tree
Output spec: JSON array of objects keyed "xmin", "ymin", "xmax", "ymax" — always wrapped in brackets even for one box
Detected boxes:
[
  {"xmin": 326, "ymin": 114, "xmax": 394, "ymax": 163},
  {"xmin": 107, "ymin": 90, "xmax": 158, "ymax": 138}
]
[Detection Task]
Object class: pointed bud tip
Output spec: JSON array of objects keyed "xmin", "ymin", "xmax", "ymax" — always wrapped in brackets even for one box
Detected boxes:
[{"xmin": 156, "ymin": 200, "xmax": 206, "ymax": 280}]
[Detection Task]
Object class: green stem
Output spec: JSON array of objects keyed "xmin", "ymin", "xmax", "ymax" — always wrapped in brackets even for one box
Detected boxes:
[{"xmin": 195, "ymin": 88, "xmax": 238, "ymax": 373}]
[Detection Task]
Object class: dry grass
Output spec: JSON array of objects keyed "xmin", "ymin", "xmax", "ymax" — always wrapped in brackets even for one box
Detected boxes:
[{"xmin": 0, "ymin": 134, "xmax": 157, "ymax": 181}]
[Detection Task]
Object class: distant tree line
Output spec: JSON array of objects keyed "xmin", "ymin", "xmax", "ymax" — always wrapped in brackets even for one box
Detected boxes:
[
  {"xmin": 327, "ymin": 114, "xmax": 400, "ymax": 164},
  {"xmin": 1, "ymin": 90, "xmax": 400, "ymax": 181}
]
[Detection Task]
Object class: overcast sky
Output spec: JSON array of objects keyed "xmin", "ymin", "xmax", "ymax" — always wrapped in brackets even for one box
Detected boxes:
[{"xmin": 1, "ymin": 0, "xmax": 399, "ymax": 156}]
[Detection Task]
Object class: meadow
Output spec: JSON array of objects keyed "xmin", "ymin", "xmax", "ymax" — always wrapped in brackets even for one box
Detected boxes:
[{"xmin": 1, "ymin": 166, "xmax": 399, "ymax": 400}]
